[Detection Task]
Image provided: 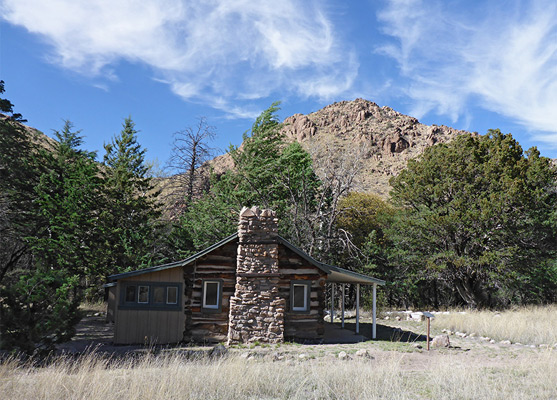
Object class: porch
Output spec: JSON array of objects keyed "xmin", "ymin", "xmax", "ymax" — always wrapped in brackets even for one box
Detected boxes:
[{"xmin": 324, "ymin": 264, "xmax": 385, "ymax": 340}]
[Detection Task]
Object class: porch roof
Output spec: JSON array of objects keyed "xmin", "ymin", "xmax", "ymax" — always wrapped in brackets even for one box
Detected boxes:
[{"xmin": 276, "ymin": 236, "xmax": 385, "ymax": 286}]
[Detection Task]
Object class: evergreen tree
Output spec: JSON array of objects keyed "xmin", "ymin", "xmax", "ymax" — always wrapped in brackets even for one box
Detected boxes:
[
  {"xmin": 101, "ymin": 117, "xmax": 161, "ymax": 277},
  {"xmin": 32, "ymin": 121, "xmax": 101, "ymax": 278},
  {"xmin": 1, "ymin": 120, "xmax": 98, "ymax": 353},
  {"xmin": 228, "ymin": 102, "xmax": 286, "ymax": 208},
  {"xmin": 175, "ymin": 103, "xmax": 323, "ymax": 254},
  {"xmin": 389, "ymin": 130, "xmax": 557, "ymax": 307},
  {"xmin": 0, "ymin": 82, "xmax": 37, "ymax": 284}
]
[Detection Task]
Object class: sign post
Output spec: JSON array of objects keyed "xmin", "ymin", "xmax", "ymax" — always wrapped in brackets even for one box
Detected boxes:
[{"xmin": 422, "ymin": 312, "xmax": 435, "ymax": 351}]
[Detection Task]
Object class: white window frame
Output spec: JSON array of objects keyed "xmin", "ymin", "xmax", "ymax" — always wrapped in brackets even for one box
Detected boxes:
[
  {"xmin": 202, "ymin": 280, "xmax": 221, "ymax": 310},
  {"xmin": 292, "ymin": 283, "xmax": 309, "ymax": 311}
]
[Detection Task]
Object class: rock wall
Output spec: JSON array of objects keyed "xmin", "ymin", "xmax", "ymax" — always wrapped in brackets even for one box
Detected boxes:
[{"xmin": 227, "ymin": 206, "xmax": 286, "ymax": 344}]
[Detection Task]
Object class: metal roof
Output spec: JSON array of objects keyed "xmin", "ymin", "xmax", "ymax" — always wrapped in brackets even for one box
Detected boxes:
[
  {"xmin": 107, "ymin": 233, "xmax": 238, "ymax": 281},
  {"xmin": 107, "ymin": 232, "xmax": 385, "ymax": 286},
  {"xmin": 325, "ymin": 264, "xmax": 385, "ymax": 285}
]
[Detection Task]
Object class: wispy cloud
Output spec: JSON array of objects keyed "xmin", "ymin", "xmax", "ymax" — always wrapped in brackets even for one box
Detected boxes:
[
  {"xmin": 1, "ymin": 0, "xmax": 358, "ymax": 118},
  {"xmin": 377, "ymin": 0, "xmax": 557, "ymax": 144}
]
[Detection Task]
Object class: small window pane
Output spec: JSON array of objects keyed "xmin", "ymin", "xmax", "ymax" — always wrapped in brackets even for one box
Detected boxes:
[
  {"xmin": 125, "ymin": 285, "xmax": 136, "ymax": 303},
  {"xmin": 293, "ymin": 284, "xmax": 307, "ymax": 310},
  {"xmin": 138, "ymin": 285, "xmax": 149, "ymax": 304},
  {"xmin": 153, "ymin": 286, "xmax": 165, "ymax": 304},
  {"xmin": 167, "ymin": 286, "xmax": 178, "ymax": 304},
  {"xmin": 204, "ymin": 282, "xmax": 219, "ymax": 308}
]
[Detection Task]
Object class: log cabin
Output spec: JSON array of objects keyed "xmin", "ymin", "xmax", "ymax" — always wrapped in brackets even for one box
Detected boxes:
[{"xmin": 106, "ymin": 206, "xmax": 385, "ymax": 345}]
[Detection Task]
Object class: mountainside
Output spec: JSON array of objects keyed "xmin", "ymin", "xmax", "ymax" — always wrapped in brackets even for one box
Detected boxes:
[
  {"xmin": 0, "ymin": 113, "xmax": 58, "ymax": 151},
  {"xmin": 210, "ymin": 99, "xmax": 473, "ymax": 197}
]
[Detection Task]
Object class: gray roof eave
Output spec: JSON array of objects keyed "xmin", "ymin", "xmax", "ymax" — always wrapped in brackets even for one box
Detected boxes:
[{"xmin": 325, "ymin": 264, "xmax": 386, "ymax": 285}]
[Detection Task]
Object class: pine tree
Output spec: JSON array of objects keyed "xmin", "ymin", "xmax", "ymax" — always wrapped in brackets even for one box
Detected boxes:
[
  {"xmin": 177, "ymin": 103, "xmax": 323, "ymax": 254},
  {"xmin": 1, "ymin": 120, "xmax": 98, "ymax": 353},
  {"xmin": 101, "ymin": 117, "xmax": 161, "ymax": 276},
  {"xmin": 0, "ymin": 82, "xmax": 37, "ymax": 283},
  {"xmin": 32, "ymin": 121, "xmax": 101, "ymax": 278}
]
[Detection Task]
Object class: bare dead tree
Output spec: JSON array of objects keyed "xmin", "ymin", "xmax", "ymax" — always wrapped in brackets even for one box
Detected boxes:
[
  {"xmin": 164, "ymin": 118, "xmax": 216, "ymax": 218},
  {"xmin": 306, "ymin": 139, "xmax": 369, "ymax": 263}
]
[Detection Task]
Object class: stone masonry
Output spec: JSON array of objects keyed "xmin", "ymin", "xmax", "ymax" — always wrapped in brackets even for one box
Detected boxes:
[{"xmin": 227, "ymin": 206, "xmax": 286, "ymax": 344}]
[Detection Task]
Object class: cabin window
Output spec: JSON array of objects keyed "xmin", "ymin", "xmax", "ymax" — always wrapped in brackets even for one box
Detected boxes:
[
  {"xmin": 202, "ymin": 280, "xmax": 222, "ymax": 311},
  {"xmin": 290, "ymin": 281, "xmax": 311, "ymax": 312},
  {"xmin": 138, "ymin": 285, "xmax": 150, "ymax": 303},
  {"xmin": 119, "ymin": 282, "xmax": 182, "ymax": 311},
  {"xmin": 125, "ymin": 285, "xmax": 136, "ymax": 303},
  {"xmin": 167, "ymin": 286, "xmax": 178, "ymax": 304},
  {"xmin": 153, "ymin": 286, "xmax": 165, "ymax": 304}
]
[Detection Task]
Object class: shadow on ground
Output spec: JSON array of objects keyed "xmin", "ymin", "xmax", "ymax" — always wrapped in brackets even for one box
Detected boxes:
[
  {"xmin": 321, "ymin": 321, "xmax": 428, "ymax": 344},
  {"xmin": 53, "ymin": 312, "xmax": 428, "ymax": 354}
]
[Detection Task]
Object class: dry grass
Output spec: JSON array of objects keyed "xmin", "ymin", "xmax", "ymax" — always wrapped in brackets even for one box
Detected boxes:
[
  {"xmin": 1, "ymin": 349, "xmax": 556, "ymax": 400},
  {"xmin": 2, "ymin": 305, "xmax": 556, "ymax": 399},
  {"xmin": 435, "ymin": 305, "xmax": 557, "ymax": 345},
  {"xmin": 79, "ymin": 301, "xmax": 107, "ymax": 314}
]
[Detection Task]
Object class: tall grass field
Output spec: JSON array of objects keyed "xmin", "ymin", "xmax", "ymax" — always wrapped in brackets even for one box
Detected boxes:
[
  {"xmin": 434, "ymin": 305, "xmax": 557, "ymax": 345},
  {"xmin": 1, "ymin": 350, "xmax": 556, "ymax": 400},
  {"xmin": 1, "ymin": 305, "xmax": 556, "ymax": 399}
]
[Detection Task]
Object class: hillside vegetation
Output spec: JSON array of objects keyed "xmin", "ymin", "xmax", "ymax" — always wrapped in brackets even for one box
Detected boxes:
[{"xmin": 199, "ymin": 98, "xmax": 470, "ymax": 198}]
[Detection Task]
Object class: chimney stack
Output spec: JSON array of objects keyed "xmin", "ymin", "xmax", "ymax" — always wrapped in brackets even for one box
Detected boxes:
[{"xmin": 227, "ymin": 206, "xmax": 285, "ymax": 344}]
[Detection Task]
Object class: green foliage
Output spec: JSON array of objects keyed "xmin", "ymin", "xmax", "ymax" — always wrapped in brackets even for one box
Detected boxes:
[
  {"xmin": 174, "ymin": 103, "xmax": 323, "ymax": 253},
  {"xmin": 337, "ymin": 192, "xmax": 394, "ymax": 250},
  {"xmin": 1, "ymin": 92, "xmax": 164, "ymax": 352},
  {"xmin": 274, "ymin": 141, "xmax": 322, "ymax": 250},
  {"xmin": 228, "ymin": 101, "xmax": 286, "ymax": 209},
  {"xmin": 0, "ymin": 80, "xmax": 25, "ymax": 122},
  {"xmin": 0, "ymin": 111, "xmax": 38, "ymax": 284},
  {"xmin": 388, "ymin": 130, "xmax": 557, "ymax": 307},
  {"xmin": 100, "ymin": 117, "xmax": 162, "ymax": 278},
  {"xmin": 31, "ymin": 121, "xmax": 101, "ymax": 278},
  {"xmin": 176, "ymin": 171, "xmax": 239, "ymax": 252},
  {"xmin": 0, "ymin": 269, "xmax": 81, "ymax": 355},
  {"xmin": 1, "ymin": 118, "xmax": 94, "ymax": 353}
]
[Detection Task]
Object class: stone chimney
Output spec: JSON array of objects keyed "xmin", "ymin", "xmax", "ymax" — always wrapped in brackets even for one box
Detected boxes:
[{"xmin": 227, "ymin": 206, "xmax": 285, "ymax": 344}]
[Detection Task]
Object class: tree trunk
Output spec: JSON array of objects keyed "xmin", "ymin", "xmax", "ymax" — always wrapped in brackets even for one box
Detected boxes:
[{"xmin": 454, "ymin": 275, "xmax": 489, "ymax": 308}]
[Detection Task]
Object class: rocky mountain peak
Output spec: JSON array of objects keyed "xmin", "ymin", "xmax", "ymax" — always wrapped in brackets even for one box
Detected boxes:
[{"xmin": 281, "ymin": 98, "xmax": 472, "ymax": 197}]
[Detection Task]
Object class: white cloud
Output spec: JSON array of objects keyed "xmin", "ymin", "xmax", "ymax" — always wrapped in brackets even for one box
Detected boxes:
[
  {"xmin": 1, "ymin": 0, "xmax": 358, "ymax": 118},
  {"xmin": 377, "ymin": 0, "xmax": 557, "ymax": 143}
]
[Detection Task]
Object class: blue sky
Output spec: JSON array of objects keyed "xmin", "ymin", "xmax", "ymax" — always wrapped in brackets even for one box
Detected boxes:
[{"xmin": 1, "ymin": 0, "xmax": 556, "ymax": 170}]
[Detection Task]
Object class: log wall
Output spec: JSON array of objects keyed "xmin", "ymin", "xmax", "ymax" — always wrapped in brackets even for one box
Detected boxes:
[
  {"xmin": 278, "ymin": 245, "xmax": 327, "ymax": 341},
  {"xmin": 185, "ymin": 241, "xmax": 238, "ymax": 343},
  {"xmin": 113, "ymin": 237, "xmax": 327, "ymax": 344}
]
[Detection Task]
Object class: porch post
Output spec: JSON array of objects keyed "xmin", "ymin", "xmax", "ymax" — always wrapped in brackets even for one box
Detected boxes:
[
  {"xmin": 356, "ymin": 283, "xmax": 360, "ymax": 334},
  {"xmin": 341, "ymin": 284, "xmax": 345, "ymax": 328},
  {"xmin": 372, "ymin": 283, "xmax": 377, "ymax": 339},
  {"xmin": 330, "ymin": 283, "xmax": 335, "ymax": 324}
]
